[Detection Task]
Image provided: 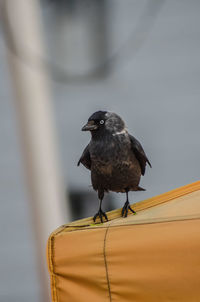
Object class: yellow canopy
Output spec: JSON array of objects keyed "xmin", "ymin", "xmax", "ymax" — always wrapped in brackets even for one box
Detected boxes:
[{"xmin": 47, "ymin": 181, "xmax": 200, "ymax": 302}]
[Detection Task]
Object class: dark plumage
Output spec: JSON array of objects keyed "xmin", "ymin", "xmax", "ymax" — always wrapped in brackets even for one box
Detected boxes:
[{"xmin": 78, "ymin": 111, "xmax": 151, "ymax": 222}]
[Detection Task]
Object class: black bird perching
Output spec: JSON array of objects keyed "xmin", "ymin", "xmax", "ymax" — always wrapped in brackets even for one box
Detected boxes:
[{"xmin": 78, "ymin": 111, "xmax": 151, "ymax": 223}]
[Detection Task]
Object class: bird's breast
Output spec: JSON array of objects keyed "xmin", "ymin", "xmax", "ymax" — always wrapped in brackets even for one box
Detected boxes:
[
  {"xmin": 90, "ymin": 135, "xmax": 141, "ymax": 176},
  {"xmin": 90, "ymin": 136, "xmax": 130, "ymax": 161},
  {"xmin": 91, "ymin": 158, "xmax": 138, "ymax": 175}
]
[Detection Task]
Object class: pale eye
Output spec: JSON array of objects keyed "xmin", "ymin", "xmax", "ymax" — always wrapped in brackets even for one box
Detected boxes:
[{"xmin": 100, "ymin": 120, "xmax": 104, "ymax": 125}]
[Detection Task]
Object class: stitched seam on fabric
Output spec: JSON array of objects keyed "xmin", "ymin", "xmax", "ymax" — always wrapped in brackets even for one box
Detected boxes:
[
  {"xmin": 51, "ymin": 237, "xmax": 57, "ymax": 302},
  {"xmin": 57, "ymin": 216, "xmax": 200, "ymax": 233},
  {"xmin": 50, "ymin": 236, "xmax": 59, "ymax": 302},
  {"xmin": 103, "ymin": 224, "xmax": 112, "ymax": 302},
  {"xmin": 48, "ymin": 227, "xmax": 66, "ymax": 302},
  {"xmin": 48, "ymin": 235, "xmax": 56, "ymax": 302}
]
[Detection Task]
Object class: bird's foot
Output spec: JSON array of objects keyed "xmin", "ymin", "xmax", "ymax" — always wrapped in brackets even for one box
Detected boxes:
[
  {"xmin": 93, "ymin": 209, "xmax": 108, "ymax": 223},
  {"xmin": 121, "ymin": 201, "xmax": 136, "ymax": 218}
]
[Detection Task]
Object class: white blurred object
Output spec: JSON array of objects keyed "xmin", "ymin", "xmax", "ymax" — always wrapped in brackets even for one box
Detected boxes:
[{"xmin": 1, "ymin": 0, "xmax": 70, "ymax": 301}]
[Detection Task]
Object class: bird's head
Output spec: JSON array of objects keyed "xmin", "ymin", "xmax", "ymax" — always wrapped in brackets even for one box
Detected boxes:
[{"xmin": 82, "ymin": 111, "xmax": 126, "ymax": 137}]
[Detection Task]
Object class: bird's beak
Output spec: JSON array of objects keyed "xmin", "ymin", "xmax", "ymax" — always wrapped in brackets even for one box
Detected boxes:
[{"xmin": 82, "ymin": 120, "xmax": 98, "ymax": 131}]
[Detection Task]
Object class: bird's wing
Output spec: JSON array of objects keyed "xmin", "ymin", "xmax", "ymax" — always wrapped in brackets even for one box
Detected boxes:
[
  {"xmin": 129, "ymin": 134, "xmax": 151, "ymax": 175},
  {"xmin": 77, "ymin": 144, "xmax": 91, "ymax": 170}
]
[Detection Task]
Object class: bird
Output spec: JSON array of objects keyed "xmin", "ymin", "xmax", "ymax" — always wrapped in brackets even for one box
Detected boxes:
[{"xmin": 78, "ymin": 111, "xmax": 151, "ymax": 223}]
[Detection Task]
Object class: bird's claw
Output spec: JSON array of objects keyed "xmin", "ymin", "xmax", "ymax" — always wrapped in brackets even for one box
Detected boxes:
[
  {"xmin": 121, "ymin": 201, "xmax": 136, "ymax": 217},
  {"xmin": 93, "ymin": 209, "xmax": 108, "ymax": 223}
]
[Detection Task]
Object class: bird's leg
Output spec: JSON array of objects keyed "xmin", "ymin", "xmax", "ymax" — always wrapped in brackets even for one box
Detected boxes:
[
  {"xmin": 93, "ymin": 191, "xmax": 108, "ymax": 223},
  {"xmin": 121, "ymin": 190, "xmax": 136, "ymax": 217}
]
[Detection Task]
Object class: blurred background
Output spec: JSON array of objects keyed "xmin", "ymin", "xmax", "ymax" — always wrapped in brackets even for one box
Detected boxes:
[{"xmin": 0, "ymin": 0, "xmax": 200, "ymax": 301}]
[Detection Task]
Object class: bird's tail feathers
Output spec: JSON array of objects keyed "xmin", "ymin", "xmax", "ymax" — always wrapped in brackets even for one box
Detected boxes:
[{"xmin": 137, "ymin": 186, "xmax": 146, "ymax": 191}]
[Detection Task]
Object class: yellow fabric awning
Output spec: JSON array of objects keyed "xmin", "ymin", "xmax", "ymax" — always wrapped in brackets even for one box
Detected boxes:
[{"xmin": 47, "ymin": 180, "xmax": 200, "ymax": 302}]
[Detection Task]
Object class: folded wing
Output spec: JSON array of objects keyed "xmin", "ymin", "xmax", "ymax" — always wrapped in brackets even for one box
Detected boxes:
[
  {"xmin": 77, "ymin": 144, "xmax": 91, "ymax": 170},
  {"xmin": 129, "ymin": 134, "xmax": 151, "ymax": 175}
]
